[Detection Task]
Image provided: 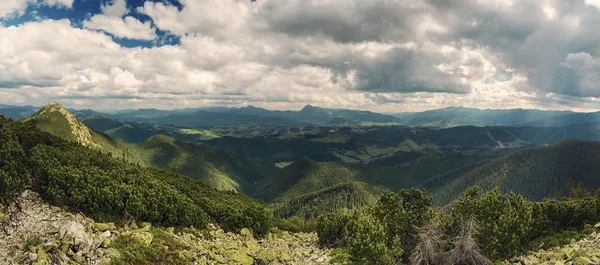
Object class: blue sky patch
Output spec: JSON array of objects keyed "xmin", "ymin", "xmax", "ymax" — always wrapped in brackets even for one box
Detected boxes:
[{"xmin": 1, "ymin": 0, "xmax": 183, "ymax": 47}]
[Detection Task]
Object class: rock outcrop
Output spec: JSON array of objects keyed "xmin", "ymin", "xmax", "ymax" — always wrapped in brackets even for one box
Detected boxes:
[
  {"xmin": 0, "ymin": 190, "xmax": 118, "ymax": 265},
  {"xmin": 0, "ymin": 190, "xmax": 331, "ymax": 264}
]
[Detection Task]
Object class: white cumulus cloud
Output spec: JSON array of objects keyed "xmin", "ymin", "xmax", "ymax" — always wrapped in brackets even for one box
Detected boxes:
[{"xmin": 84, "ymin": 0, "xmax": 156, "ymax": 40}]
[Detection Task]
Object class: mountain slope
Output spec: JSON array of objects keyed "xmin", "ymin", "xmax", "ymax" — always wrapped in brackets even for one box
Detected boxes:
[
  {"xmin": 24, "ymin": 103, "xmax": 276, "ymax": 193},
  {"xmin": 79, "ymin": 114, "xmax": 159, "ymax": 143},
  {"xmin": 0, "ymin": 104, "xmax": 39, "ymax": 119},
  {"xmin": 110, "ymin": 104, "xmax": 400, "ymax": 126},
  {"xmin": 524, "ymin": 112, "xmax": 600, "ymax": 127},
  {"xmin": 215, "ymin": 104, "xmax": 401, "ymax": 124},
  {"xmin": 424, "ymin": 140, "xmax": 600, "ymax": 205},
  {"xmin": 24, "ymin": 102, "xmax": 139, "ymax": 159},
  {"xmin": 257, "ymin": 149, "xmax": 510, "ymax": 204},
  {"xmin": 272, "ymin": 181, "xmax": 384, "ymax": 219},
  {"xmin": 138, "ymin": 134, "xmax": 275, "ymax": 193},
  {"xmin": 395, "ymin": 107, "xmax": 572, "ymax": 128},
  {"xmin": 121, "ymin": 110, "xmax": 297, "ymax": 127},
  {"xmin": 0, "ymin": 114, "xmax": 273, "ymax": 235},
  {"xmin": 25, "ymin": 102, "xmax": 99, "ymax": 148}
]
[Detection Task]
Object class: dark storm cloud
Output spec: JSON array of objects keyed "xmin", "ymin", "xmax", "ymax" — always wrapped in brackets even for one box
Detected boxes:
[
  {"xmin": 258, "ymin": 0, "xmax": 421, "ymax": 43},
  {"xmin": 258, "ymin": 0, "xmax": 600, "ymax": 98},
  {"xmin": 425, "ymin": 0, "xmax": 600, "ymax": 98},
  {"xmin": 348, "ymin": 47, "xmax": 472, "ymax": 94},
  {"xmin": 256, "ymin": 0, "xmax": 485, "ymax": 94}
]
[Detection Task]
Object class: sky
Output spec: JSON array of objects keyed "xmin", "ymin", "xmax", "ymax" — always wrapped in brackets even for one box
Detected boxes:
[{"xmin": 1, "ymin": 0, "xmax": 600, "ymax": 112}]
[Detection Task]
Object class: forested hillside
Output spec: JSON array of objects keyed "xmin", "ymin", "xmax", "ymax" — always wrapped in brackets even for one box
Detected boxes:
[
  {"xmin": 79, "ymin": 114, "xmax": 158, "ymax": 143},
  {"xmin": 257, "ymin": 150, "xmax": 509, "ymax": 203},
  {"xmin": 25, "ymin": 102, "xmax": 277, "ymax": 193},
  {"xmin": 424, "ymin": 140, "xmax": 600, "ymax": 205},
  {"xmin": 272, "ymin": 181, "xmax": 383, "ymax": 219},
  {"xmin": 0, "ymin": 115, "xmax": 272, "ymax": 235}
]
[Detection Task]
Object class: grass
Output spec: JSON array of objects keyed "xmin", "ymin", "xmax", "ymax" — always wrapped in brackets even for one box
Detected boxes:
[
  {"xmin": 276, "ymin": 216, "xmax": 318, "ymax": 233},
  {"xmin": 526, "ymin": 228, "xmax": 590, "ymax": 252},
  {"xmin": 110, "ymin": 228, "xmax": 191, "ymax": 265},
  {"xmin": 23, "ymin": 236, "xmax": 42, "ymax": 251},
  {"xmin": 179, "ymin": 128, "xmax": 220, "ymax": 140}
]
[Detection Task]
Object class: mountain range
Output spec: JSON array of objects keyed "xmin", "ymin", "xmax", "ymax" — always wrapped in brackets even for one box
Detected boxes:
[
  {"xmin": 4, "ymin": 103, "xmax": 600, "ymax": 128},
  {"xmin": 5, "ymin": 102, "xmax": 600, "ymax": 218}
]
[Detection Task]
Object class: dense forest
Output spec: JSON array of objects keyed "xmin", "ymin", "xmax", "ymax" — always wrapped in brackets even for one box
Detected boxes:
[
  {"xmin": 272, "ymin": 181, "xmax": 383, "ymax": 219},
  {"xmin": 424, "ymin": 140, "xmax": 600, "ymax": 205}
]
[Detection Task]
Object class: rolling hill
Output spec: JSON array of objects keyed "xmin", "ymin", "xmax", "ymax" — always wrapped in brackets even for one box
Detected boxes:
[
  {"xmin": 78, "ymin": 114, "xmax": 160, "ymax": 143},
  {"xmin": 256, "ymin": 148, "xmax": 511, "ymax": 203},
  {"xmin": 24, "ymin": 102, "xmax": 277, "ymax": 193}
]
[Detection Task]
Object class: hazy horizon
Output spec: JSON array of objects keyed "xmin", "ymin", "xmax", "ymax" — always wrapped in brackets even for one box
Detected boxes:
[{"xmin": 3, "ymin": 100, "xmax": 598, "ymax": 114}]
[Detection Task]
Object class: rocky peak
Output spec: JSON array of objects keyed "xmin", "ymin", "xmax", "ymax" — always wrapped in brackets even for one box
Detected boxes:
[{"xmin": 30, "ymin": 102, "xmax": 98, "ymax": 148}]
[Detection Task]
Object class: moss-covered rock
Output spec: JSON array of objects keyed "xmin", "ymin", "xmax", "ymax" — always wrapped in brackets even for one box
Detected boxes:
[
  {"xmin": 130, "ymin": 231, "xmax": 154, "ymax": 246},
  {"xmin": 36, "ymin": 248, "xmax": 50, "ymax": 262},
  {"xmin": 505, "ymin": 231, "xmax": 600, "ymax": 265},
  {"xmin": 93, "ymin": 222, "xmax": 116, "ymax": 232}
]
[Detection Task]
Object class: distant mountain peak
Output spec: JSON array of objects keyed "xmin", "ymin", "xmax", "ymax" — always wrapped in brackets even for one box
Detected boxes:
[
  {"xmin": 29, "ymin": 102, "xmax": 98, "ymax": 148},
  {"xmin": 301, "ymin": 104, "xmax": 326, "ymax": 113}
]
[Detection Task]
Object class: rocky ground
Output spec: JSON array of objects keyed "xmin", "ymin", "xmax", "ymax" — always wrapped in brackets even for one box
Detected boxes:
[
  {"xmin": 0, "ymin": 190, "xmax": 331, "ymax": 265},
  {"xmin": 504, "ymin": 229, "xmax": 600, "ymax": 265},
  {"xmin": 0, "ymin": 190, "xmax": 118, "ymax": 264}
]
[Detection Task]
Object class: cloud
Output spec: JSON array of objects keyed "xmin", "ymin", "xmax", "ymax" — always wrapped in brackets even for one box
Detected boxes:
[
  {"xmin": 137, "ymin": 0, "xmax": 252, "ymax": 40},
  {"xmin": 0, "ymin": 0, "xmax": 34, "ymax": 18},
  {"xmin": 346, "ymin": 43, "xmax": 496, "ymax": 94},
  {"xmin": 42, "ymin": 0, "xmax": 74, "ymax": 8},
  {"xmin": 258, "ymin": 0, "xmax": 424, "ymax": 43},
  {"xmin": 101, "ymin": 0, "xmax": 128, "ymax": 17},
  {"xmin": 0, "ymin": 0, "xmax": 74, "ymax": 19},
  {"xmin": 84, "ymin": 16, "xmax": 156, "ymax": 40},
  {"xmin": 551, "ymin": 53, "xmax": 600, "ymax": 97},
  {"xmin": 585, "ymin": 0, "xmax": 600, "ymax": 10},
  {"xmin": 3, "ymin": 0, "xmax": 600, "ymax": 112},
  {"xmin": 84, "ymin": 0, "xmax": 156, "ymax": 40}
]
